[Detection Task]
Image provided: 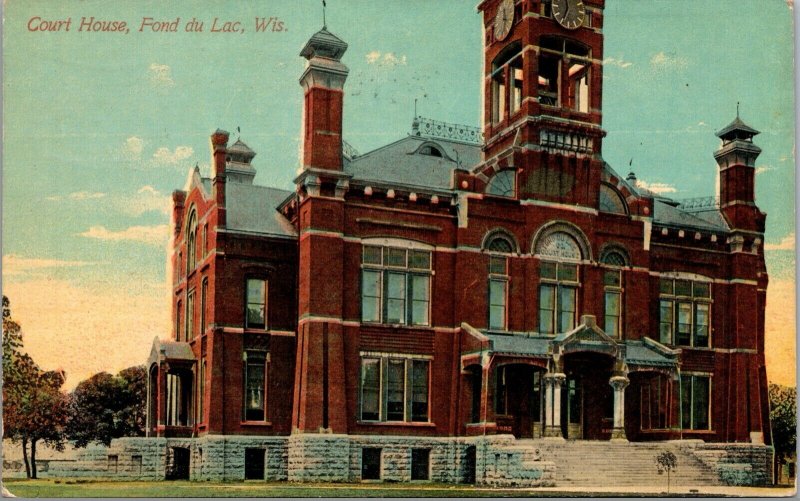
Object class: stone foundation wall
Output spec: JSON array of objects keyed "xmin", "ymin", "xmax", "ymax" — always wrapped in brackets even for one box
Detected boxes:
[{"xmin": 691, "ymin": 443, "xmax": 774, "ymax": 486}]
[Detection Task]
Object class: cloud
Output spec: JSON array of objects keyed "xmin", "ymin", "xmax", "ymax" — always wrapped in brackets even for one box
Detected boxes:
[
  {"xmin": 635, "ymin": 179, "xmax": 677, "ymax": 194},
  {"xmin": 153, "ymin": 146, "xmax": 194, "ymax": 165},
  {"xmin": 603, "ymin": 57, "xmax": 633, "ymax": 69},
  {"xmin": 2, "ymin": 255, "xmax": 97, "ymax": 275},
  {"xmin": 650, "ymin": 51, "xmax": 688, "ymax": 71},
  {"xmin": 365, "ymin": 51, "xmax": 407, "ymax": 67},
  {"xmin": 46, "ymin": 191, "xmax": 107, "ymax": 202},
  {"xmin": 148, "ymin": 63, "xmax": 175, "ymax": 88},
  {"xmin": 116, "ymin": 185, "xmax": 172, "ymax": 217},
  {"xmin": 755, "ymin": 165, "xmax": 775, "ymax": 175},
  {"xmin": 78, "ymin": 224, "xmax": 170, "ymax": 246},
  {"xmin": 125, "ymin": 136, "xmax": 144, "ymax": 159},
  {"xmin": 764, "ymin": 233, "xmax": 795, "ymax": 251}
]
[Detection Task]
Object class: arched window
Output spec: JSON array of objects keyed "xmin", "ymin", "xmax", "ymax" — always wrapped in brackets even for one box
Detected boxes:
[
  {"xmin": 484, "ymin": 233, "xmax": 515, "ymax": 331},
  {"xmin": 486, "ymin": 170, "xmax": 517, "ymax": 198},
  {"xmin": 418, "ymin": 145, "xmax": 443, "ymax": 157},
  {"xmin": 186, "ymin": 210, "xmax": 198, "ymax": 273},
  {"xmin": 535, "ymin": 231, "xmax": 582, "ymax": 334},
  {"xmin": 599, "ymin": 247, "xmax": 628, "ymax": 338},
  {"xmin": 599, "ymin": 184, "xmax": 628, "ymax": 215}
]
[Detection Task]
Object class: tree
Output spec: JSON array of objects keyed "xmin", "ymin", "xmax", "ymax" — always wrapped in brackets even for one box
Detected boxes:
[
  {"xmin": 769, "ymin": 384, "xmax": 797, "ymax": 473},
  {"xmin": 656, "ymin": 450, "xmax": 677, "ymax": 493},
  {"xmin": 66, "ymin": 365, "xmax": 147, "ymax": 447},
  {"xmin": 2, "ymin": 296, "xmax": 70, "ymax": 479}
]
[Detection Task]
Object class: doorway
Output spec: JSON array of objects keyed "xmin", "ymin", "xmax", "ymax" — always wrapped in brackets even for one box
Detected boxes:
[
  {"xmin": 561, "ymin": 353, "xmax": 614, "ymax": 440},
  {"xmin": 495, "ymin": 364, "xmax": 545, "ymax": 438}
]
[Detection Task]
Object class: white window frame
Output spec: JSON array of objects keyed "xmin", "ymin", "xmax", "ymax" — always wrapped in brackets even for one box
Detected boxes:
[
  {"xmin": 358, "ymin": 353, "xmax": 432, "ymax": 424},
  {"xmin": 659, "ymin": 277, "xmax": 712, "ymax": 347}
]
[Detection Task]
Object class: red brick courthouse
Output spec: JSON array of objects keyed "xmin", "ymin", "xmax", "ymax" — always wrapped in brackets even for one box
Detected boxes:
[{"xmin": 102, "ymin": 0, "xmax": 776, "ymax": 487}]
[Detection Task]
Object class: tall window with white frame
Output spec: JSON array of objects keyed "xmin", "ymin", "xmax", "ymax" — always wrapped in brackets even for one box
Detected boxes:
[
  {"xmin": 186, "ymin": 289, "xmax": 195, "ymax": 341},
  {"xmin": 485, "ymin": 234, "xmax": 513, "ymax": 331},
  {"xmin": 536, "ymin": 231, "xmax": 582, "ymax": 334},
  {"xmin": 245, "ymin": 278, "xmax": 268, "ymax": 330},
  {"xmin": 361, "ymin": 244, "xmax": 431, "ymax": 326},
  {"xmin": 359, "ymin": 355, "xmax": 430, "ymax": 423},
  {"xmin": 659, "ymin": 278, "xmax": 711, "ymax": 347},
  {"xmin": 538, "ymin": 37, "xmax": 591, "ymax": 113},
  {"xmin": 243, "ymin": 351, "xmax": 268, "ymax": 422},
  {"xmin": 600, "ymin": 250, "xmax": 626, "ymax": 338},
  {"xmin": 681, "ymin": 374, "xmax": 710, "ymax": 430},
  {"xmin": 186, "ymin": 211, "xmax": 197, "ymax": 274}
]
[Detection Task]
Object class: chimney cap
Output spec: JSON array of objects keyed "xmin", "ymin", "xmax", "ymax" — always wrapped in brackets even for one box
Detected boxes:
[{"xmin": 300, "ymin": 27, "xmax": 348, "ymax": 61}]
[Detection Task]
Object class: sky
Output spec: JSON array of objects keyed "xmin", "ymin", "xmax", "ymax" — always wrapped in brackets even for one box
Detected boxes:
[{"xmin": 2, "ymin": 0, "xmax": 796, "ymax": 388}]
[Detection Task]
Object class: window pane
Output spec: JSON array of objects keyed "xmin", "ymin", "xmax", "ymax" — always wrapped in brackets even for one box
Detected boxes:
[
  {"xmin": 361, "ymin": 359, "xmax": 380, "ymax": 421},
  {"xmin": 409, "ymin": 250, "xmax": 431, "ymax": 270},
  {"xmin": 693, "ymin": 377, "xmax": 710, "ymax": 430},
  {"xmin": 557, "ymin": 263, "xmax": 578, "ymax": 282},
  {"xmin": 385, "ymin": 273, "xmax": 406, "ymax": 324},
  {"xmin": 558, "ymin": 286, "xmax": 576, "ymax": 333},
  {"xmin": 410, "ymin": 275, "xmax": 430, "ymax": 326},
  {"xmin": 386, "ymin": 248, "xmax": 407, "ymax": 267},
  {"xmin": 675, "ymin": 280, "xmax": 692, "ymax": 296},
  {"xmin": 603, "ymin": 270, "xmax": 621, "ymax": 287},
  {"xmin": 659, "ymin": 300, "xmax": 674, "ymax": 345},
  {"xmin": 411, "ymin": 361, "xmax": 429, "ymax": 422},
  {"xmin": 677, "ymin": 302, "xmax": 692, "ymax": 345},
  {"xmin": 693, "ymin": 282, "xmax": 710, "ymax": 298},
  {"xmin": 539, "ymin": 285, "xmax": 556, "ymax": 334},
  {"xmin": 246, "ymin": 279, "xmax": 266, "ymax": 328},
  {"xmin": 694, "ymin": 303, "xmax": 710, "ymax": 347},
  {"xmin": 387, "ymin": 360, "xmax": 405, "ymax": 421},
  {"xmin": 489, "ymin": 256, "xmax": 507, "ymax": 275},
  {"xmin": 245, "ymin": 359, "xmax": 265, "ymax": 421},
  {"xmin": 604, "ymin": 291, "xmax": 620, "ymax": 337},
  {"xmin": 659, "ymin": 279, "xmax": 674, "ymax": 295},
  {"xmin": 362, "ymin": 271, "xmax": 381, "ymax": 322},
  {"xmin": 363, "ymin": 246, "xmax": 382, "ymax": 265},
  {"xmin": 681, "ymin": 375, "xmax": 692, "ymax": 429},
  {"xmin": 540, "ymin": 261, "xmax": 557, "ymax": 280},
  {"xmin": 489, "ymin": 279, "xmax": 507, "ymax": 330}
]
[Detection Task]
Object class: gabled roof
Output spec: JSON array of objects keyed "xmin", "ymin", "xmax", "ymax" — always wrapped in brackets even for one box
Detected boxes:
[
  {"xmin": 147, "ymin": 337, "xmax": 194, "ymax": 366},
  {"xmin": 345, "ymin": 135, "xmax": 480, "ymax": 191}
]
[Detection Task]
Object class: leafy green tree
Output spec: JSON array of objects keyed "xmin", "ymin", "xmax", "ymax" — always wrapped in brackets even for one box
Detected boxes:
[
  {"xmin": 2, "ymin": 296, "xmax": 70, "ymax": 478},
  {"xmin": 66, "ymin": 366, "xmax": 147, "ymax": 447},
  {"xmin": 656, "ymin": 450, "xmax": 677, "ymax": 493},
  {"xmin": 769, "ymin": 384, "xmax": 797, "ymax": 471}
]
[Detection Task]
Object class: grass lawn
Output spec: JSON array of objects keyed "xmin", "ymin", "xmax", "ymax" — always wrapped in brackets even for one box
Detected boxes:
[{"xmin": 0, "ymin": 479, "xmax": 668, "ymax": 498}]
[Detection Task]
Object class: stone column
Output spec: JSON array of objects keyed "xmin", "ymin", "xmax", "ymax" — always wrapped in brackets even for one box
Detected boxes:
[
  {"xmin": 609, "ymin": 375, "xmax": 630, "ymax": 441},
  {"xmin": 543, "ymin": 373, "xmax": 566, "ymax": 439}
]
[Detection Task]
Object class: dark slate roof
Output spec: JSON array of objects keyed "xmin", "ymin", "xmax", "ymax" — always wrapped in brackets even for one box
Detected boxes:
[
  {"xmin": 226, "ymin": 183, "xmax": 296, "ymax": 237},
  {"xmin": 652, "ymin": 199, "xmax": 728, "ymax": 232},
  {"xmin": 148, "ymin": 337, "xmax": 194, "ymax": 366},
  {"xmin": 345, "ymin": 135, "xmax": 480, "ymax": 191},
  {"xmin": 716, "ymin": 116, "xmax": 760, "ymax": 139},
  {"xmin": 300, "ymin": 27, "xmax": 348, "ymax": 60},
  {"xmin": 624, "ymin": 340, "xmax": 678, "ymax": 367},
  {"xmin": 486, "ymin": 333, "xmax": 551, "ymax": 356}
]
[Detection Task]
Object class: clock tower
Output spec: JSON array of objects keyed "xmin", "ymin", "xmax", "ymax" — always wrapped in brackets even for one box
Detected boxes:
[{"xmin": 476, "ymin": 0, "xmax": 606, "ymax": 207}]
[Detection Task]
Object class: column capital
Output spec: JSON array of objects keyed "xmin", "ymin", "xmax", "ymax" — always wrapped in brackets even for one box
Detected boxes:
[{"xmin": 609, "ymin": 375, "xmax": 630, "ymax": 391}]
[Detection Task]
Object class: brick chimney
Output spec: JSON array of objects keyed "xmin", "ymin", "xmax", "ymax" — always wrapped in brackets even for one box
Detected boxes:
[{"xmin": 210, "ymin": 129, "xmax": 229, "ymax": 227}]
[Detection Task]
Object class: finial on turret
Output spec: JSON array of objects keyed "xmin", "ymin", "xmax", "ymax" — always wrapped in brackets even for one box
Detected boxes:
[{"xmin": 322, "ymin": 0, "xmax": 327, "ymax": 29}]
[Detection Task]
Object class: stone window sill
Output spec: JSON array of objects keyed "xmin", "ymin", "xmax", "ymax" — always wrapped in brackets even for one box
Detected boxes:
[
  {"xmin": 241, "ymin": 421, "xmax": 272, "ymax": 427},
  {"xmin": 357, "ymin": 421, "xmax": 435, "ymax": 427}
]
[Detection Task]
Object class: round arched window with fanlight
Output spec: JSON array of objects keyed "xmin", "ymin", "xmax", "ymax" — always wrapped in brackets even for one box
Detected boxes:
[
  {"xmin": 486, "ymin": 170, "xmax": 517, "ymax": 198},
  {"xmin": 535, "ymin": 230, "xmax": 582, "ymax": 334}
]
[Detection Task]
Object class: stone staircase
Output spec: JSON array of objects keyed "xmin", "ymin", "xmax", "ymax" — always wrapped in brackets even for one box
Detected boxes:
[{"xmin": 521, "ymin": 440, "xmax": 722, "ymax": 488}]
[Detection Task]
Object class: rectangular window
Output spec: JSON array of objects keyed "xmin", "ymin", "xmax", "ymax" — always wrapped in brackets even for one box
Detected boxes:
[
  {"xmin": 131, "ymin": 455, "xmax": 142, "ymax": 474},
  {"xmin": 198, "ymin": 359, "xmax": 206, "ymax": 424},
  {"xmin": 200, "ymin": 278, "xmax": 208, "ymax": 335},
  {"xmin": 640, "ymin": 375, "xmax": 669, "ymax": 430},
  {"xmin": 558, "ymin": 286, "xmax": 576, "ymax": 333},
  {"xmin": 510, "ymin": 58, "xmax": 523, "ymax": 115},
  {"xmin": 360, "ymin": 357, "xmax": 430, "ymax": 423},
  {"xmin": 246, "ymin": 279, "xmax": 267, "ymax": 329},
  {"xmin": 411, "ymin": 449, "xmax": 431, "ymax": 481},
  {"xmin": 569, "ymin": 62, "xmax": 590, "ymax": 113},
  {"xmin": 361, "ymin": 245, "xmax": 432, "ymax": 326},
  {"xmin": 604, "ymin": 290, "xmax": 621, "ymax": 338},
  {"xmin": 186, "ymin": 289, "xmax": 195, "ymax": 340},
  {"xmin": 203, "ymin": 223, "xmax": 209, "ymax": 256},
  {"xmin": 244, "ymin": 448, "xmax": 266, "ymax": 480},
  {"xmin": 489, "ymin": 279, "xmax": 507, "ymax": 330},
  {"xmin": 539, "ymin": 284, "xmax": 556, "ymax": 334},
  {"xmin": 175, "ymin": 300, "xmax": 182, "ymax": 341},
  {"xmin": 659, "ymin": 278, "xmax": 712, "ymax": 347},
  {"xmin": 681, "ymin": 375, "xmax": 711, "ymax": 430},
  {"xmin": 492, "ymin": 71, "xmax": 506, "ymax": 123},
  {"xmin": 361, "ymin": 448, "xmax": 382, "ymax": 480},
  {"xmin": 244, "ymin": 352, "xmax": 267, "ymax": 421},
  {"xmin": 470, "ymin": 368, "xmax": 482, "ymax": 423}
]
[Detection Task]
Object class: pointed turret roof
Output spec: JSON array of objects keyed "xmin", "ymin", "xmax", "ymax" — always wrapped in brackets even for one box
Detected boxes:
[
  {"xmin": 716, "ymin": 115, "xmax": 760, "ymax": 140},
  {"xmin": 300, "ymin": 27, "xmax": 348, "ymax": 61}
]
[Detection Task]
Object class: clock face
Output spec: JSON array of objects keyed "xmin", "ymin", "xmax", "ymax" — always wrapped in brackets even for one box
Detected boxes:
[
  {"xmin": 552, "ymin": 0, "xmax": 586, "ymax": 30},
  {"xmin": 493, "ymin": 0, "xmax": 515, "ymax": 41}
]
